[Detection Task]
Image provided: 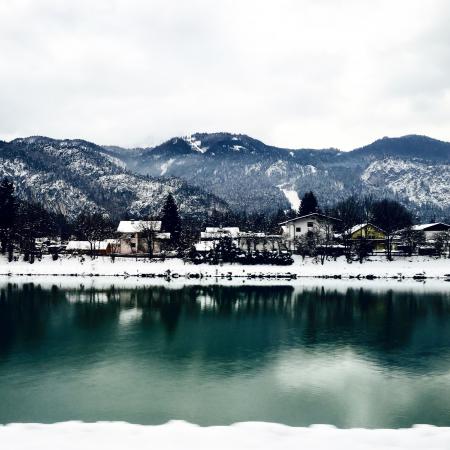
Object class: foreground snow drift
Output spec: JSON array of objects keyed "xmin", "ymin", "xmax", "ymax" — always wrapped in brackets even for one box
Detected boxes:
[{"xmin": 0, "ymin": 422, "xmax": 449, "ymax": 450}]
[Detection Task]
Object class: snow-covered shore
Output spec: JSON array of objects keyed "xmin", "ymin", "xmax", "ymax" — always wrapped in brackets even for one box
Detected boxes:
[
  {"xmin": 1, "ymin": 421, "xmax": 449, "ymax": 450},
  {"xmin": 0, "ymin": 254, "xmax": 449, "ymax": 279}
]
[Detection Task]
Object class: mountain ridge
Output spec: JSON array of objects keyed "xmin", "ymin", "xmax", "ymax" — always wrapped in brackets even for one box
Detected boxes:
[{"xmin": 1, "ymin": 133, "xmax": 449, "ymax": 221}]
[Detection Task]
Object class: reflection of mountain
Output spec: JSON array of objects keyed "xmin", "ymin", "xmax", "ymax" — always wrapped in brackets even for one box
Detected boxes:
[{"xmin": 1, "ymin": 282, "xmax": 450, "ymax": 374}]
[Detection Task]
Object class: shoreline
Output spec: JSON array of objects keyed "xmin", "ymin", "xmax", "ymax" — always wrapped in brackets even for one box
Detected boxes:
[{"xmin": 0, "ymin": 254, "xmax": 449, "ymax": 281}]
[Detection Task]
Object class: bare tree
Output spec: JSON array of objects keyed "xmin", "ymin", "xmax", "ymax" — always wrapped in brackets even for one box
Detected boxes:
[
  {"xmin": 399, "ymin": 227, "xmax": 426, "ymax": 256},
  {"xmin": 315, "ymin": 219, "xmax": 336, "ymax": 265},
  {"xmin": 138, "ymin": 220, "xmax": 160, "ymax": 258},
  {"xmin": 74, "ymin": 212, "xmax": 112, "ymax": 258},
  {"xmin": 434, "ymin": 231, "xmax": 450, "ymax": 258}
]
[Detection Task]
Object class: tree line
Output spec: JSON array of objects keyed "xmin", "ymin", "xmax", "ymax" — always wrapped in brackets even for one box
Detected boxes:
[{"xmin": 1, "ymin": 177, "xmax": 449, "ymax": 263}]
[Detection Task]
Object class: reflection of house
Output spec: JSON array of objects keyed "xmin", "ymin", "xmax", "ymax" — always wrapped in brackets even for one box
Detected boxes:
[
  {"xmin": 343, "ymin": 223, "xmax": 386, "ymax": 251},
  {"xmin": 66, "ymin": 240, "xmax": 114, "ymax": 255},
  {"xmin": 116, "ymin": 220, "xmax": 170, "ymax": 255},
  {"xmin": 279, "ymin": 213, "xmax": 340, "ymax": 250},
  {"xmin": 198, "ymin": 227, "xmax": 285, "ymax": 252}
]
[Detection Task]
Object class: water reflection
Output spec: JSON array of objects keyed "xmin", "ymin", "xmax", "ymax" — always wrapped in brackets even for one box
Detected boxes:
[{"xmin": 0, "ymin": 281, "xmax": 449, "ymax": 427}]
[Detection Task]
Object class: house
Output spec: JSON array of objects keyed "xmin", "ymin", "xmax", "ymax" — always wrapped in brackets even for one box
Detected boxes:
[
  {"xmin": 279, "ymin": 213, "xmax": 340, "ymax": 250},
  {"xmin": 342, "ymin": 223, "xmax": 386, "ymax": 251},
  {"xmin": 66, "ymin": 240, "xmax": 114, "ymax": 255},
  {"xmin": 393, "ymin": 223, "xmax": 450, "ymax": 255},
  {"xmin": 198, "ymin": 227, "xmax": 285, "ymax": 253},
  {"xmin": 409, "ymin": 223, "xmax": 450, "ymax": 241},
  {"xmin": 116, "ymin": 220, "xmax": 170, "ymax": 255}
]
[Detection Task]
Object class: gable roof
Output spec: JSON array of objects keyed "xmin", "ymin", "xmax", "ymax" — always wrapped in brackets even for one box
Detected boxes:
[
  {"xmin": 411, "ymin": 223, "xmax": 450, "ymax": 231},
  {"xmin": 279, "ymin": 213, "xmax": 341, "ymax": 226},
  {"xmin": 344, "ymin": 222, "xmax": 385, "ymax": 236},
  {"xmin": 117, "ymin": 220, "xmax": 162, "ymax": 233}
]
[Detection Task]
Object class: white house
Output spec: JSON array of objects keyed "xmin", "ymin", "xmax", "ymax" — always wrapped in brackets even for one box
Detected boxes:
[
  {"xmin": 197, "ymin": 227, "xmax": 285, "ymax": 253},
  {"xmin": 279, "ymin": 213, "xmax": 341, "ymax": 250},
  {"xmin": 116, "ymin": 220, "xmax": 170, "ymax": 255}
]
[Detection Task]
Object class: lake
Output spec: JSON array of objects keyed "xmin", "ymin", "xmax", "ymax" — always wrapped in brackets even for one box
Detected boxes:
[{"xmin": 0, "ymin": 278, "xmax": 449, "ymax": 428}]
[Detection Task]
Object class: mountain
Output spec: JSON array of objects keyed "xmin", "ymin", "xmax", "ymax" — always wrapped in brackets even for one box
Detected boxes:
[
  {"xmin": 108, "ymin": 133, "xmax": 450, "ymax": 220},
  {"xmin": 1, "ymin": 133, "xmax": 448, "ymax": 222},
  {"xmin": 0, "ymin": 136, "xmax": 228, "ymax": 220}
]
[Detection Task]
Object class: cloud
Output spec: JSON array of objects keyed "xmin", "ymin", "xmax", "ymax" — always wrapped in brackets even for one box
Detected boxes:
[{"xmin": 0, "ymin": 0, "xmax": 449, "ymax": 150}]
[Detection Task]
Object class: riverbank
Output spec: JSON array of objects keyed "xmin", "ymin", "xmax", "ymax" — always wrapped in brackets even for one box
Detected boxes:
[
  {"xmin": 0, "ymin": 254, "xmax": 448, "ymax": 279},
  {"xmin": 1, "ymin": 422, "xmax": 449, "ymax": 450}
]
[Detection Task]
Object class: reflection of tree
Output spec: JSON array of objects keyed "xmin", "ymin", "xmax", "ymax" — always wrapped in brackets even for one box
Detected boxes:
[
  {"xmin": 0, "ymin": 282, "xmax": 450, "ymax": 375},
  {"xmin": 0, "ymin": 282, "xmax": 67, "ymax": 356}
]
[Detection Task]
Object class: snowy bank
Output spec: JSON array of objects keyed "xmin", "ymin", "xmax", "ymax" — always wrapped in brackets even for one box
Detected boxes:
[
  {"xmin": 1, "ymin": 422, "xmax": 449, "ymax": 450},
  {"xmin": 0, "ymin": 254, "xmax": 449, "ymax": 279}
]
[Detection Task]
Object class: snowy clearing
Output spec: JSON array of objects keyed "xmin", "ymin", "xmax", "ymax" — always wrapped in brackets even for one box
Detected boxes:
[
  {"xmin": 0, "ymin": 422, "xmax": 449, "ymax": 450},
  {"xmin": 278, "ymin": 184, "xmax": 301, "ymax": 211},
  {"xmin": 0, "ymin": 255, "xmax": 449, "ymax": 279}
]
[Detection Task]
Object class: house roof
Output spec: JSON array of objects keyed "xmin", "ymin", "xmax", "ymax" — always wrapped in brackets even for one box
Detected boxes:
[
  {"xmin": 154, "ymin": 232, "xmax": 171, "ymax": 240},
  {"xmin": 279, "ymin": 213, "xmax": 341, "ymax": 225},
  {"xmin": 411, "ymin": 223, "xmax": 450, "ymax": 231},
  {"xmin": 344, "ymin": 223, "xmax": 385, "ymax": 236},
  {"xmin": 117, "ymin": 220, "xmax": 162, "ymax": 233}
]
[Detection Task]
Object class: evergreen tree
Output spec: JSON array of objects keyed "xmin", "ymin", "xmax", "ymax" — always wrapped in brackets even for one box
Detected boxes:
[
  {"xmin": 0, "ymin": 178, "xmax": 17, "ymax": 253},
  {"xmin": 299, "ymin": 191, "xmax": 319, "ymax": 216},
  {"xmin": 161, "ymin": 193, "xmax": 182, "ymax": 246}
]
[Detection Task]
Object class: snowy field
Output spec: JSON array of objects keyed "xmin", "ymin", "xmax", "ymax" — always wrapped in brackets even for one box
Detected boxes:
[
  {"xmin": 1, "ymin": 422, "xmax": 449, "ymax": 450},
  {"xmin": 0, "ymin": 254, "xmax": 449, "ymax": 279}
]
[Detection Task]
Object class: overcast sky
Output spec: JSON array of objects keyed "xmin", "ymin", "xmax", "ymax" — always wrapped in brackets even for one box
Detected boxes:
[{"xmin": 1, "ymin": 0, "xmax": 450, "ymax": 150}]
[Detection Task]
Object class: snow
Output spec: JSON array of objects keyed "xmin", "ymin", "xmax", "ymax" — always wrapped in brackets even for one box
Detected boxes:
[
  {"xmin": 194, "ymin": 241, "xmax": 215, "ymax": 252},
  {"xmin": 117, "ymin": 220, "xmax": 162, "ymax": 233},
  {"xmin": 0, "ymin": 422, "xmax": 449, "ymax": 450},
  {"xmin": 278, "ymin": 185, "xmax": 300, "ymax": 211},
  {"xmin": 1, "ymin": 255, "xmax": 449, "ymax": 279},
  {"xmin": 361, "ymin": 158, "xmax": 450, "ymax": 208},
  {"xmin": 266, "ymin": 160, "xmax": 287, "ymax": 176},
  {"xmin": 160, "ymin": 158, "xmax": 175, "ymax": 175},
  {"xmin": 184, "ymin": 135, "xmax": 208, "ymax": 153},
  {"xmin": 66, "ymin": 241, "xmax": 109, "ymax": 251},
  {"xmin": 411, "ymin": 223, "xmax": 450, "ymax": 231}
]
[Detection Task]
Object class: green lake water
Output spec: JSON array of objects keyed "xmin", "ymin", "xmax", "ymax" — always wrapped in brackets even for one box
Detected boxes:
[{"xmin": 0, "ymin": 280, "xmax": 449, "ymax": 427}]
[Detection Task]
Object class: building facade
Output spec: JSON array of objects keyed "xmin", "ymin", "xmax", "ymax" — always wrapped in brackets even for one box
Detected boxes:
[
  {"xmin": 116, "ymin": 220, "xmax": 170, "ymax": 255},
  {"xmin": 279, "ymin": 213, "xmax": 340, "ymax": 250}
]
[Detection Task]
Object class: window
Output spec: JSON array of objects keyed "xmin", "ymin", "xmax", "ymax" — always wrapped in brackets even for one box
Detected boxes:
[
  {"xmin": 296, "ymin": 227, "xmax": 301, "ymax": 233},
  {"xmin": 307, "ymin": 222, "xmax": 314, "ymax": 228}
]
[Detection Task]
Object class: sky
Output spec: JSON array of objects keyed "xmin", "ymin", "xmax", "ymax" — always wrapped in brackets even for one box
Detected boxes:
[{"xmin": 1, "ymin": 0, "xmax": 450, "ymax": 150}]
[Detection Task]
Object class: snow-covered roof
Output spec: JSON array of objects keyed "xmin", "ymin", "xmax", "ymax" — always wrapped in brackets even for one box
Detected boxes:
[
  {"xmin": 117, "ymin": 220, "xmax": 162, "ymax": 233},
  {"xmin": 279, "ymin": 213, "xmax": 341, "ymax": 225},
  {"xmin": 194, "ymin": 241, "xmax": 215, "ymax": 252},
  {"xmin": 202, "ymin": 227, "xmax": 240, "ymax": 238},
  {"xmin": 344, "ymin": 223, "xmax": 385, "ymax": 236},
  {"xmin": 411, "ymin": 223, "xmax": 450, "ymax": 231},
  {"xmin": 66, "ymin": 241, "xmax": 110, "ymax": 251},
  {"xmin": 205, "ymin": 227, "xmax": 240, "ymax": 234},
  {"xmin": 154, "ymin": 232, "xmax": 171, "ymax": 240}
]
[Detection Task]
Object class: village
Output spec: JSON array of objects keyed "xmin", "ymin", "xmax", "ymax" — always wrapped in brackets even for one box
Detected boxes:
[{"xmin": 40, "ymin": 213, "xmax": 450, "ymax": 264}]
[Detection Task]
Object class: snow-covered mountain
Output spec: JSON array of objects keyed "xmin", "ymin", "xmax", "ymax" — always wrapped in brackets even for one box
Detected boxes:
[
  {"xmin": 108, "ymin": 133, "xmax": 450, "ymax": 220},
  {"xmin": 1, "ymin": 133, "xmax": 448, "ymax": 221},
  {"xmin": 0, "ymin": 137, "xmax": 228, "ymax": 219}
]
